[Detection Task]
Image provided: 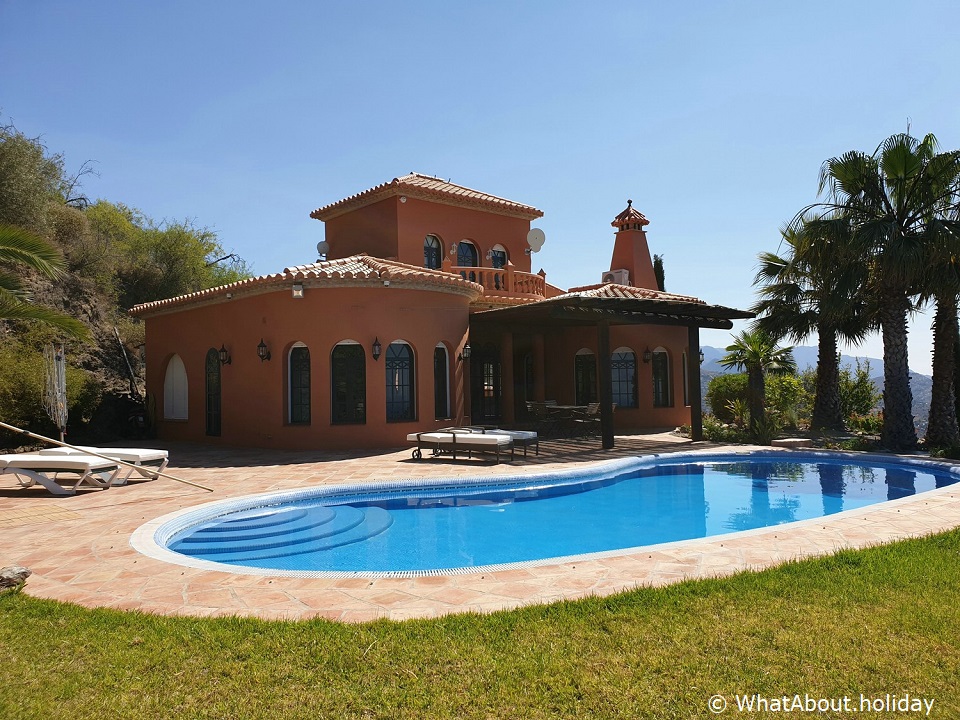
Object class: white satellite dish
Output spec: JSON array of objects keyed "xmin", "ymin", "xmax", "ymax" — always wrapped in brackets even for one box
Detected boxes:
[
  {"xmin": 316, "ymin": 240, "xmax": 330, "ymax": 256},
  {"xmin": 526, "ymin": 228, "xmax": 546, "ymax": 253}
]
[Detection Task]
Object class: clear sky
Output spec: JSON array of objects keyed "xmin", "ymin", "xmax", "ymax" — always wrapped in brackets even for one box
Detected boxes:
[{"xmin": 4, "ymin": 1, "xmax": 959, "ymax": 374}]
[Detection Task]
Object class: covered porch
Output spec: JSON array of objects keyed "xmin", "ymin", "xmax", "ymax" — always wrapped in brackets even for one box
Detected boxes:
[{"xmin": 466, "ymin": 293, "xmax": 754, "ymax": 448}]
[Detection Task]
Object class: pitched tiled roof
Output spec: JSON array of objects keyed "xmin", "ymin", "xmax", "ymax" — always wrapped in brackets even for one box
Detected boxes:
[
  {"xmin": 129, "ymin": 255, "xmax": 483, "ymax": 317},
  {"xmin": 611, "ymin": 199, "xmax": 649, "ymax": 228},
  {"xmin": 310, "ymin": 173, "xmax": 544, "ymax": 221},
  {"xmin": 562, "ymin": 283, "xmax": 704, "ymax": 304}
]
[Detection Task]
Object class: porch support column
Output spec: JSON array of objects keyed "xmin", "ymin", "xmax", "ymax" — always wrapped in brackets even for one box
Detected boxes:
[
  {"xmin": 532, "ymin": 333, "xmax": 546, "ymax": 402},
  {"xmin": 688, "ymin": 324, "xmax": 703, "ymax": 441},
  {"xmin": 501, "ymin": 331, "xmax": 515, "ymax": 425},
  {"xmin": 597, "ymin": 320, "xmax": 614, "ymax": 449}
]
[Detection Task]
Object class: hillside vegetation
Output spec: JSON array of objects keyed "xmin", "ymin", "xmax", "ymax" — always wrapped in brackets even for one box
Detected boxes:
[{"xmin": 0, "ymin": 120, "xmax": 252, "ymax": 448}]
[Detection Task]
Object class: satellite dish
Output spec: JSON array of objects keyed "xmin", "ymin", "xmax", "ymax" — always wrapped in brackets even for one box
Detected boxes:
[
  {"xmin": 316, "ymin": 241, "xmax": 330, "ymax": 256},
  {"xmin": 526, "ymin": 228, "xmax": 546, "ymax": 253}
]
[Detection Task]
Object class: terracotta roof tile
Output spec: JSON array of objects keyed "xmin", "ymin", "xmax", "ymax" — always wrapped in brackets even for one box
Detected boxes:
[
  {"xmin": 310, "ymin": 173, "xmax": 544, "ymax": 221},
  {"xmin": 611, "ymin": 199, "xmax": 650, "ymax": 228},
  {"xmin": 560, "ymin": 283, "xmax": 704, "ymax": 304},
  {"xmin": 129, "ymin": 255, "xmax": 483, "ymax": 317}
]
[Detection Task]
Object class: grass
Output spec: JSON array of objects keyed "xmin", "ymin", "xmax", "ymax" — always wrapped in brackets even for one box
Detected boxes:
[{"xmin": 2, "ymin": 531, "xmax": 960, "ymax": 719}]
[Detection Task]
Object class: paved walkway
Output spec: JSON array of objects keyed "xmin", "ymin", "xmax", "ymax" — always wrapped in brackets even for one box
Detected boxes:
[{"xmin": 1, "ymin": 433, "xmax": 959, "ymax": 623}]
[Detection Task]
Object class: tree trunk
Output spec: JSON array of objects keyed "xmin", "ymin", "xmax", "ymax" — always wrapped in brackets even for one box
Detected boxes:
[
  {"xmin": 748, "ymin": 366, "xmax": 765, "ymax": 432},
  {"xmin": 811, "ymin": 328, "xmax": 844, "ymax": 431},
  {"xmin": 879, "ymin": 291, "xmax": 917, "ymax": 450},
  {"xmin": 926, "ymin": 294, "xmax": 959, "ymax": 447}
]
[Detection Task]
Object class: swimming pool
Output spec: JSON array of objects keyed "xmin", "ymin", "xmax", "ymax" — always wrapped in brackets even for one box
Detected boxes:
[{"xmin": 134, "ymin": 450, "xmax": 960, "ymax": 577}]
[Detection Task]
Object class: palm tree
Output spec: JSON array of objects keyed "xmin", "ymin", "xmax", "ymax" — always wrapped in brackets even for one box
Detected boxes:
[
  {"xmin": 752, "ymin": 216, "xmax": 870, "ymax": 432},
  {"xmin": 0, "ymin": 224, "xmax": 89, "ymax": 340},
  {"xmin": 808, "ymin": 133, "xmax": 960, "ymax": 450},
  {"xmin": 719, "ymin": 329, "xmax": 796, "ymax": 435},
  {"xmin": 919, "ymin": 212, "xmax": 960, "ymax": 447}
]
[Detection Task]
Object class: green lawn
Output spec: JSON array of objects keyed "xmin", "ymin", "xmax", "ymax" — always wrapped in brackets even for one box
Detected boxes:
[{"xmin": 2, "ymin": 531, "xmax": 959, "ymax": 719}]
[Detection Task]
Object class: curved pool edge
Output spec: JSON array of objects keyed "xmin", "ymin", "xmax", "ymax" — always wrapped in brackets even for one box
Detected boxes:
[{"xmin": 131, "ymin": 448, "xmax": 960, "ymax": 580}]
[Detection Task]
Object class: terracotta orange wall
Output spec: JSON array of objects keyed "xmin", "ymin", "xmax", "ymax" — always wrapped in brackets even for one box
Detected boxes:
[
  {"xmin": 324, "ymin": 198, "xmax": 400, "ymax": 260},
  {"xmin": 144, "ymin": 285, "xmax": 471, "ymax": 450},
  {"xmin": 396, "ymin": 198, "xmax": 533, "ymax": 272},
  {"xmin": 609, "ymin": 229, "xmax": 658, "ymax": 290},
  {"xmin": 544, "ymin": 324, "xmax": 693, "ymax": 429}
]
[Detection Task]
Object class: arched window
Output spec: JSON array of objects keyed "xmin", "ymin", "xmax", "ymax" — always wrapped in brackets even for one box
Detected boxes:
[
  {"xmin": 289, "ymin": 343, "xmax": 310, "ymax": 424},
  {"xmin": 163, "ymin": 354, "xmax": 188, "ymax": 420},
  {"xmin": 574, "ymin": 349, "xmax": 597, "ymax": 405},
  {"xmin": 611, "ymin": 348, "xmax": 638, "ymax": 408},
  {"xmin": 434, "ymin": 344, "xmax": 450, "ymax": 420},
  {"xmin": 652, "ymin": 348, "xmax": 672, "ymax": 407},
  {"xmin": 424, "ymin": 235, "xmax": 442, "ymax": 269},
  {"xmin": 386, "ymin": 341, "xmax": 416, "ymax": 422},
  {"xmin": 490, "ymin": 244, "xmax": 508, "ymax": 269},
  {"xmin": 457, "ymin": 241, "xmax": 478, "ymax": 267},
  {"xmin": 331, "ymin": 342, "xmax": 366, "ymax": 424},
  {"xmin": 205, "ymin": 348, "xmax": 221, "ymax": 436}
]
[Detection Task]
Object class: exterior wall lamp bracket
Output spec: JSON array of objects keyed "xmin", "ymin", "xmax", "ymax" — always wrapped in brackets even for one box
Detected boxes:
[
  {"xmin": 218, "ymin": 344, "xmax": 232, "ymax": 365},
  {"xmin": 257, "ymin": 339, "xmax": 271, "ymax": 362}
]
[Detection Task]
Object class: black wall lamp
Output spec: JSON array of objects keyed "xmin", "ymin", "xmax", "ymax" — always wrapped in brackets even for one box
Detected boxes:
[
  {"xmin": 372, "ymin": 337, "xmax": 382, "ymax": 361},
  {"xmin": 459, "ymin": 343, "xmax": 472, "ymax": 361},
  {"xmin": 218, "ymin": 344, "xmax": 232, "ymax": 365},
  {"xmin": 642, "ymin": 347, "xmax": 652, "ymax": 363},
  {"xmin": 699, "ymin": 348, "xmax": 705, "ymax": 364},
  {"xmin": 257, "ymin": 339, "xmax": 271, "ymax": 362}
]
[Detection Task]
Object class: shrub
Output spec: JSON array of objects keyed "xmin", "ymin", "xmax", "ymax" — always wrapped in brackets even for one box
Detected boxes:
[
  {"xmin": 702, "ymin": 414, "xmax": 750, "ymax": 443},
  {"xmin": 706, "ymin": 374, "xmax": 748, "ymax": 423}
]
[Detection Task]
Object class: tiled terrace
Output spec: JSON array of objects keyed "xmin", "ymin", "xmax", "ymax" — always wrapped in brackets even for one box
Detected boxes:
[{"xmin": 1, "ymin": 432, "xmax": 959, "ymax": 623}]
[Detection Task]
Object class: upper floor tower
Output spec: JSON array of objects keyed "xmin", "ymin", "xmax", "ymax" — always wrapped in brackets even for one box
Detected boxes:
[{"xmin": 607, "ymin": 200, "xmax": 657, "ymax": 290}]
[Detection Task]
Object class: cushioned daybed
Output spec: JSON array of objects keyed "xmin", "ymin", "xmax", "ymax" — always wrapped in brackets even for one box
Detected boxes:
[
  {"xmin": 0, "ymin": 453, "xmax": 122, "ymax": 496},
  {"xmin": 406, "ymin": 429, "xmax": 514, "ymax": 463},
  {"xmin": 39, "ymin": 446, "xmax": 168, "ymax": 483}
]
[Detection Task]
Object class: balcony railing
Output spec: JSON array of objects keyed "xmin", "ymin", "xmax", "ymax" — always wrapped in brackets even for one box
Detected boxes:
[{"xmin": 450, "ymin": 263, "xmax": 545, "ymax": 300}]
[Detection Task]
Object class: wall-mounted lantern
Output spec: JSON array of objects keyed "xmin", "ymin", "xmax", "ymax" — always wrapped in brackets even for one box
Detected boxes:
[
  {"xmin": 218, "ymin": 344, "xmax": 232, "ymax": 365},
  {"xmin": 257, "ymin": 339, "xmax": 271, "ymax": 362},
  {"xmin": 699, "ymin": 348, "xmax": 705, "ymax": 364},
  {"xmin": 372, "ymin": 337, "xmax": 382, "ymax": 361},
  {"xmin": 292, "ymin": 283, "xmax": 304, "ymax": 299},
  {"xmin": 459, "ymin": 343, "xmax": 472, "ymax": 361},
  {"xmin": 642, "ymin": 348, "xmax": 652, "ymax": 363}
]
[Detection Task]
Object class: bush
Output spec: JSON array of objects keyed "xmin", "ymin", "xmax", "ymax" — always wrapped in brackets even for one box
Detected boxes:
[
  {"xmin": 766, "ymin": 374, "xmax": 810, "ymax": 430},
  {"xmin": 702, "ymin": 414, "xmax": 750, "ymax": 443},
  {"xmin": 847, "ymin": 412, "xmax": 883, "ymax": 435},
  {"xmin": 0, "ymin": 342, "xmax": 101, "ymax": 446},
  {"xmin": 706, "ymin": 374, "xmax": 749, "ymax": 423}
]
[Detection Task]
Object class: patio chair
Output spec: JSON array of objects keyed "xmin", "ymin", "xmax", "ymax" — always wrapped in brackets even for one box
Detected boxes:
[
  {"xmin": 39, "ymin": 446, "xmax": 168, "ymax": 483},
  {"xmin": 0, "ymin": 453, "xmax": 122, "ymax": 495}
]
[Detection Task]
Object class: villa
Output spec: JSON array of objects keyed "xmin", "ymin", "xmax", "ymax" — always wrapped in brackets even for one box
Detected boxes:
[{"xmin": 131, "ymin": 174, "xmax": 751, "ymax": 451}]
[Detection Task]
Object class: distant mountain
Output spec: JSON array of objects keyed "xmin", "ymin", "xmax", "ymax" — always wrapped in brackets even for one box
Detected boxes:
[
  {"xmin": 700, "ymin": 345, "xmax": 883, "ymax": 377},
  {"xmin": 699, "ymin": 345, "xmax": 933, "ymax": 432}
]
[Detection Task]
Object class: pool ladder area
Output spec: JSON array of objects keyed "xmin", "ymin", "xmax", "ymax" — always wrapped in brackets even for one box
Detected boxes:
[{"xmin": 169, "ymin": 505, "xmax": 392, "ymax": 564}]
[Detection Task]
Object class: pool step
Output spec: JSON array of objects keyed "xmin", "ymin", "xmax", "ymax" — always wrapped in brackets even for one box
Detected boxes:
[
  {"xmin": 171, "ymin": 505, "xmax": 393, "ymax": 563},
  {"xmin": 180, "ymin": 507, "xmax": 337, "ymax": 543}
]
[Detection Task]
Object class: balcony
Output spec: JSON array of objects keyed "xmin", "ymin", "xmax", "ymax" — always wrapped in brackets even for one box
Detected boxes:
[{"xmin": 450, "ymin": 263, "xmax": 546, "ymax": 300}]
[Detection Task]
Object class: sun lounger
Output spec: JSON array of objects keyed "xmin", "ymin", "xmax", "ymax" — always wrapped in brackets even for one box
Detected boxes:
[
  {"xmin": 0, "ymin": 453, "xmax": 122, "ymax": 496},
  {"xmin": 39, "ymin": 446, "xmax": 168, "ymax": 483},
  {"xmin": 406, "ymin": 429, "xmax": 514, "ymax": 463},
  {"xmin": 464, "ymin": 427, "xmax": 538, "ymax": 456}
]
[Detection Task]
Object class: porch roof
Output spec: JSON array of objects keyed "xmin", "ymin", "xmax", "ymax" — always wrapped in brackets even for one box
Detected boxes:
[{"xmin": 470, "ymin": 284, "xmax": 753, "ymax": 330}]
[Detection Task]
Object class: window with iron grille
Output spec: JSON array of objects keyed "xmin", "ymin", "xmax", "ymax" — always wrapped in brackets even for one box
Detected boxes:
[
  {"xmin": 289, "ymin": 345, "xmax": 311, "ymax": 424},
  {"xmin": 331, "ymin": 343, "xmax": 366, "ymax": 424},
  {"xmin": 652, "ymin": 349, "xmax": 672, "ymax": 407},
  {"xmin": 386, "ymin": 342, "xmax": 416, "ymax": 422},
  {"xmin": 424, "ymin": 235, "xmax": 441, "ymax": 269},
  {"xmin": 611, "ymin": 350, "xmax": 638, "ymax": 408},
  {"xmin": 575, "ymin": 352, "xmax": 597, "ymax": 405}
]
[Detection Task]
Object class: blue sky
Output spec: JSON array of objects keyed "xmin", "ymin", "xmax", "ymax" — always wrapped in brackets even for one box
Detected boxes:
[{"xmin": 4, "ymin": 1, "xmax": 960, "ymax": 374}]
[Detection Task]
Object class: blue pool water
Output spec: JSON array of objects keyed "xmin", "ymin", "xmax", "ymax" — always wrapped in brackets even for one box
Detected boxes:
[{"xmin": 160, "ymin": 452, "xmax": 960, "ymax": 575}]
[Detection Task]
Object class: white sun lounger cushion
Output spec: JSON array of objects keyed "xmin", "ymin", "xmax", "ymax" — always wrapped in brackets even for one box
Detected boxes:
[
  {"xmin": 406, "ymin": 432, "xmax": 511, "ymax": 447},
  {"xmin": 0, "ymin": 453, "xmax": 121, "ymax": 495},
  {"xmin": 39, "ymin": 446, "xmax": 168, "ymax": 481}
]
